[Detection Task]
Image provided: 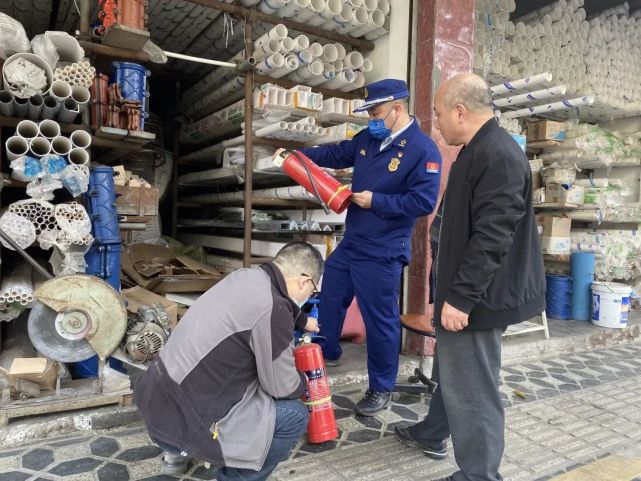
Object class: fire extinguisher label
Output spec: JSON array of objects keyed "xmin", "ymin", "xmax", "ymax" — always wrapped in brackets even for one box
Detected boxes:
[{"xmin": 303, "ymin": 368, "xmax": 332, "ymax": 412}]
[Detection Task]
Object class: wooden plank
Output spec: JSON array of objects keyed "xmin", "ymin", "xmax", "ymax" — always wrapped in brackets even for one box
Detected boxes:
[
  {"xmin": 115, "ymin": 185, "xmax": 160, "ymax": 216},
  {"xmin": 0, "ymin": 390, "xmax": 132, "ymax": 427}
]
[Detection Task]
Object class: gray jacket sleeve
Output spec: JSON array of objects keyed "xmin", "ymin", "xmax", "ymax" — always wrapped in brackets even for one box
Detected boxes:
[{"xmin": 250, "ymin": 295, "xmax": 306, "ymax": 399}]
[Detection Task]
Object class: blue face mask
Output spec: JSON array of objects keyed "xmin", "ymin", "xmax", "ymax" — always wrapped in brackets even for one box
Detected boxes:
[{"xmin": 368, "ymin": 106, "xmax": 397, "ymax": 140}]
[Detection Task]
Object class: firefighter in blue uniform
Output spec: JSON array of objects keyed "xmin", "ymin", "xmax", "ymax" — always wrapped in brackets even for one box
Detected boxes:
[{"xmin": 295, "ymin": 79, "xmax": 442, "ymax": 416}]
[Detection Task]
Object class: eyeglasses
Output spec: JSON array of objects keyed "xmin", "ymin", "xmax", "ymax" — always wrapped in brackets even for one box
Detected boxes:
[{"xmin": 301, "ymin": 273, "xmax": 320, "ymax": 297}]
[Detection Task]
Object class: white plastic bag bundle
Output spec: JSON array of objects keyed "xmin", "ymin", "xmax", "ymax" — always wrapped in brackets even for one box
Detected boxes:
[
  {"xmin": 31, "ymin": 34, "xmax": 59, "ymax": 70},
  {"xmin": 0, "ymin": 14, "xmax": 30, "ymax": 59},
  {"xmin": 3, "ymin": 57, "xmax": 48, "ymax": 97}
]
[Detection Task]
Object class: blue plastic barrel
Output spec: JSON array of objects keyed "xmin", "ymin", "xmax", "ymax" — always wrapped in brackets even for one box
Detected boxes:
[
  {"xmin": 110, "ymin": 61, "xmax": 149, "ymax": 127},
  {"xmin": 85, "ymin": 243, "xmax": 122, "ymax": 291},
  {"xmin": 84, "ymin": 166, "xmax": 120, "ymax": 244},
  {"xmin": 570, "ymin": 252, "xmax": 595, "ymax": 321},
  {"xmin": 546, "ymin": 274, "xmax": 572, "ymax": 320}
]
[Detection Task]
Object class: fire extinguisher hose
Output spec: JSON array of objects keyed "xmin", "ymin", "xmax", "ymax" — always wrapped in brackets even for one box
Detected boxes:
[{"xmin": 284, "ymin": 149, "xmax": 331, "ymax": 215}]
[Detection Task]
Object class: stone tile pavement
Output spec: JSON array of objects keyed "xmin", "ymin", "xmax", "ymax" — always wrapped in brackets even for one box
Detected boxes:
[{"xmin": 1, "ymin": 343, "xmax": 641, "ymax": 481}]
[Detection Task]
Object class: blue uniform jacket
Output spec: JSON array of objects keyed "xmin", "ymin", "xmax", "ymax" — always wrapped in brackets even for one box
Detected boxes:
[{"xmin": 300, "ymin": 120, "xmax": 442, "ymax": 262}]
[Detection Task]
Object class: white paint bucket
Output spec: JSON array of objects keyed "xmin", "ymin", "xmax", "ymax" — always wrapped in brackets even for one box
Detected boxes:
[{"xmin": 591, "ymin": 282, "xmax": 632, "ymax": 329}]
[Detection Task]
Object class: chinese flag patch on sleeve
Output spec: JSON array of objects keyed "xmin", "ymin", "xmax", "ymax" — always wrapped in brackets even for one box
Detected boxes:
[{"xmin": 425, "ymin": 162, "xmax": 440, "ymax": 174}]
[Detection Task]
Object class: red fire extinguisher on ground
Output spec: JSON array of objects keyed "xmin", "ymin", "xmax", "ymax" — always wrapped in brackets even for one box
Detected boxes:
[
  {"xmin": 294, "ymin": 336, "xmax": 339, "ymax": 443},
  {"xmin": 274, "ymin": 150, "xmax": 352, "ymax": 214}
]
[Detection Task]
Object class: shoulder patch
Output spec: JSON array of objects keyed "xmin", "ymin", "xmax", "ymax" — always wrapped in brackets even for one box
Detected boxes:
[{"xmin": 425, "ymin": 162, "xmax": 440, "ymax": 174}]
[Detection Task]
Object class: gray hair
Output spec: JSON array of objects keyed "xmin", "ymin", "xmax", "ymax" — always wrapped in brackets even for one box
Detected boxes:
[
  {"xmin": 441, "ymin": 74, "xmax": 493, "ymax": 113},
  {"xmin": 273, "ymin": 242, "xmax": 324, "ymax": 283}
]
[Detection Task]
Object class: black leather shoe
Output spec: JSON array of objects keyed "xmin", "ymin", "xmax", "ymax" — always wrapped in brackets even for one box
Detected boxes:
[
  {"xmin": 354, "ymin": 389, "xmax": 392, "ymax": 416},
  {"xmin": 394, "ymin": 426, "xmax": 448, "ymax": 459}
]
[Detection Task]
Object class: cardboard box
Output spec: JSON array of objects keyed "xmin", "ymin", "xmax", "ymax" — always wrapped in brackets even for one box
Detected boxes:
[
  {"xmin": 121, "ymin": 243, "xmax": 224, "ymax": 293},
  {"xmin": 115, "ymin": 185, "xmax": 160, "ymax": 216},
  {"xmin": 122, "ymin": 286, "xmax": 178, "ymax": 328},
  {"xmin": 541, "ymin": 236, "xmax": 571, "ymax": 255},
  {"xmin": 9, "ymin": 358, "xmax": 59, "ymax": 391},
  {"xmin": 527, "ymin": 120, "xmax": 566, "ymax": 142},
  {"xmin": 545, "ymin": 184, "xmax": 585, "ymax": 205},
  {"xmin": 511, "ymin": 134, "xmax": 527, "ymax": 153},
  {"xmin": 543, "ymin": 217, "xmax": 572, "ymax": 237}
]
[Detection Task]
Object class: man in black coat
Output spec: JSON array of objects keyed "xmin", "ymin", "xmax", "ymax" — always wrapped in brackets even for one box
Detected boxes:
[{"xmin": 394, "ymin": 73, "xmax": 546, "ymax": 481}]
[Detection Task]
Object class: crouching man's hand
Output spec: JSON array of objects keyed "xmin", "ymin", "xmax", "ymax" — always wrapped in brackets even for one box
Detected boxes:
[{"xmin": 304, "ymin": 317, "xmax": 320, "ymax": 333}]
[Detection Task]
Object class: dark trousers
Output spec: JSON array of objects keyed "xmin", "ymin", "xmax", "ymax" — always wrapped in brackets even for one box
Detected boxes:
[
  {"xmin": 155, "ymin": 399, "xmax": 309, "ymax": 481},
  {"xmin": 409, "ymin": 325, "xmax": 504, "ymax": 481}
]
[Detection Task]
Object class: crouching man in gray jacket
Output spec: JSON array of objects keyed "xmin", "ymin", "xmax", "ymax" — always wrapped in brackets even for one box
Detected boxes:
[{"xmin": 134, "ymin": 242, "xmax": 324, "ymax": 480}]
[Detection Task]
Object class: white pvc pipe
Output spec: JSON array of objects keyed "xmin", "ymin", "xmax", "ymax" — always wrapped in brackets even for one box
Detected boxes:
[
  {"xmin": 258, "ymin": 0, "xmax": 292, "ymax": 13},
  {"xmin": 492, "ymin": 85, "xmax": 568, "ymax": 107},
  {"xmin": 254, "ymin": 39, "xmax": 281, "ymax": 62},
  {"xmin": 49, "ymin": 80, "xmax": 72, "ymax": 103},
  {"xmin": 349, "ymin": 0, "xmax": 364, "ymax": 7},
  {"xmin": 364, "ymin": 14, "xmax": 389, "ymax": 40},
  {"xmin": 288, "ymin": 59, "xmax": 324, "ymax": 82},
  {"xmin": 12, "ymin": 99, "xmax": 26, "ymax": 117},
  {"xmin": 255, "ymin": 121, "xmax": 289, "ymax": 137},
  {"xmin": 350, "ymin": 7, "xmax": 369, "ymax": 30},
  {"xmin": 490, "ymin": 72, "xmax": 553, "ymax": 95},
  {"xmin": 280, "ymin": 37, "xmax": 295, "ymax": 53},
  {"xmin": 280, "ymin": 0, "xmax": 312, "ymax": 19},
  {"xmin": 309, "ymin": 0, "xmax": 341, "ymax": 26},
  {"xmin": 323, "ymin": 4, "xmax": 353, "ymax": 32},
  {"xmin": 309, "ymin": 42, "xmax": 324, "ymax": 58},
  {"xmin": 69, "ymin": 147, "xmax": 89, "ymax": 165},
  {"xmin": 17, "ymin": 120, "xmax": 39, "ymax": 139},
  {"xmin": 29, "ymin": 137, "xmax": 51, "ymax": 158},
  {"xmin": 51, "ymin": 136, "xmax": 72, "ymax": 156},
  {"xmin": 344, "ymin": 51, "xmax": 364, "ymax": 69},
  {"xmin": 295, "ymin": 49, "xmax": 314, "ymax": 65},
  {"xmin": 353, "ymin": 9, "xmax": 385, "ymax": 38},
  {"xmin": 333, "ymin": 60, "xmax": 344, "ymax": 72},
  {"xmin": 0, "ymin": 90, "xmax": 13, "ymax": 116},
  {"xmin": 301, "ymin": 0, "xmax": 326, "ymax": 22},
  {"xmin": 292, "ymin": 35, "xmax": 310, "ymax": 53},
  {"xmin": 6, "ymin": 136, "xmax": 29, "ymax": 161},
  {"xmin": 38, "ymin": 119, "xmax": 61, "ymax": 139},
  {"xmin": 334, "ymin": 43, "xmax": 347, "ymax": 60},
  {"xmin": 321, "ymin": 43, "xmax": 339, "ymax": 63},
  {"xmin": 502, "ymin": 96, "xmax": 595, "ymax": 119},
  {"xmin": 70, "ymin": 129, "xmax": 92, "ymax": 149},
  {"xmin": 270, "ymin": 54, "xmax": 300, "ymax": 78},
  {"xmin": 42, "ymin": 96, "xmax": 61, "ymax": 119},
  {"xmin": 28, "ymin": 95, "xmax": 43, "ymax": 120},
  {"xmin": 372, "ymin": 0, "xmax": 385, "ymax": 12},
  {"xmin": 361, "ymin": 58, "xmax": 373, "ymax": 72},
  {"xmin": 323, "ymin": 68, "xmax": 357, "ymax": 89},
  {"xmin": 57, "ymin": 98, "xmax": 80, "ymax": 123},
  {"xmin": 307, "ymin": 66, "xmax": 336, "ymax": 86},
  {"xmin": 255, "ymin": 53, "xmax": 285, "ymax": 76},
  {"xmin": 254, "ymin": 24, "xmax": 288, "ymax": 52},
  {"xmin": 341, "ymin": 71, "xmax": 365, "ymax": 92},
  {"xmin": 71, "ymin": 86, "xmax": 90, "ymax": 112}
]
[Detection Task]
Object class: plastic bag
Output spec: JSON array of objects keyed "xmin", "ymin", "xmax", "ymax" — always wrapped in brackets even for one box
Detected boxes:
[
  {"xmin": 3, "ymin": 57, "xmax": 49, "ymax": 98},
  {"xmin": 10, "ymin": 155, "xmax": 43, "ymax": 182},
  {"xmin": 40, "ymin": 154, "xmax": 68, "ymax": 176},
  {"xmin": 26, "ymin": 175, "xmax": 63, "ymax": 200},
  {"xmin": 31, "ymin": 34, "xmax": 59, "ymax": 70},
  {"xmin": 60, "ymin": 164, "xmax": 90, "ymax": 196},
  {"xmin": 0, "ymin": 14, "xmax": 30, "ymax": 59}
]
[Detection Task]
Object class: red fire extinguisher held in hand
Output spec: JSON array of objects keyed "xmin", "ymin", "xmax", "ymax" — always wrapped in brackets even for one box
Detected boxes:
[
  {"xmin": 273, "ymin": 150, "xmax": 352, "ymax": 214},
  {"xmin": 294, "ymin": 336, "xmax": 339, "ymax": 443}
]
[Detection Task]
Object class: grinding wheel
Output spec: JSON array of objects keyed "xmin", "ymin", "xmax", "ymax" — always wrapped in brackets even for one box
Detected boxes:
[{"xmin": 28, "ymin": 275, "xmax": 127, "ymax": 361}]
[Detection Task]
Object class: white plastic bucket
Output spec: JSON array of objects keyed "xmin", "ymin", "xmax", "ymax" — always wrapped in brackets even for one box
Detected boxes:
[{"xmin": 591, "ymin": 282, "xmax": 632, "ymax": 329}]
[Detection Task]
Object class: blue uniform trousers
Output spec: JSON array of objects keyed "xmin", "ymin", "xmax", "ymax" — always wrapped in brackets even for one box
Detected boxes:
[{"xmin": 318, "ymin": 240, "xmax": 404, "ymax": 392}]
